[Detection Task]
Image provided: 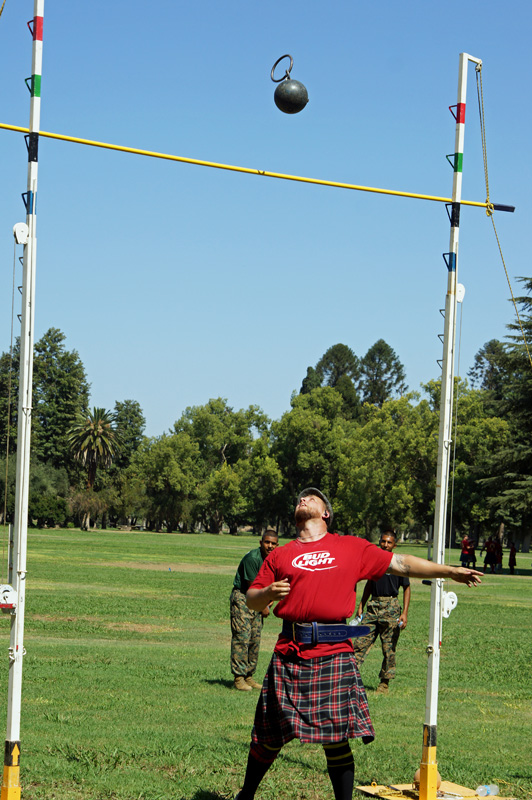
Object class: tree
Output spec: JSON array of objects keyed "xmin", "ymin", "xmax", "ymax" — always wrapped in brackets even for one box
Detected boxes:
[
  {"xmin": 173, "ymin": 399, "xmax": 271, "ymax": 532},
  {"xmin": 300, "ymin": 344, "xmax": 361, "ymax": 417},
  {"xmin": 68, "ymin": 408, "xmax": 120, "ymax": 530},
  {"xmin": 442, "ymin": 382, "xmax": 510, "ymax": 540},
  {"xmin": 315, "ymin": 343, "xmax": 360, "ymax": 389},
  {"xmin": 198, "ymin": 462, "xmax": 244, "ymax": 534},
  {"xmin": 479, "ymin": 278, "xmax": 532, "ymax": 550},
  {"xmin": 336, "ymin": 395, "xmax": 437, "ymax": 537},
  {"xmin": 0, "ymin": 340, "xmax": 19, "ymax": 456},
  {"xmin": 130, "ymin": 432, "xmax": 202, "ymax": 532},
  {"xmin": 32, "ymin": 328, "xmax": 90, "ymax": 470},
  {"xmin": 334, "ymin": 373, "xmax": 361, "ymax": 419},
  {"xmin": 272, "ymin": 387, "xmax": 348, "ymax": 529},
  {"xmin": 300, "ymin": 366, "xmax": 322, "ymax": 395},
  {"xmin": 235, "ymin": 435, "xmax": 284, "ymax": 533},
  {"xmin": 68, "ymin": 407, "xmax": 120, "ymax": 490},
  {"xmin": 468, "ymin": 339, "xmax": 508, "ymax": 393},
  {"xmin": 0, "ymin": 329, "xmax": 89, "ymax": 468},
  {"xmin": 359, "ymin": 339, "xmax": 407, "ymax": 407},
  {"xmin": 113, "ymin": 399, "xmax": 146, "ymax": 470},
  {"xmin": 67, "ymin": 408, "xmax": 121, "ymax": 530},
  {"xmin": 28, "ymin": 462, "xmax": 69, "ymax": 528},
  {"xmin": 174, "ymin": 398, "xmax": 267, "ymax": 471},
  {"xmin": 0, "ymin": 456, "xmax": 16, "ymax": 524}
]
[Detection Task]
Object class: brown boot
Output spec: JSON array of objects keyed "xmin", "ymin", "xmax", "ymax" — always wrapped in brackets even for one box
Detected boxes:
[
  {"xmin": 234, "ymin": 676, "xmax": 252, "ymax": 691},
  {"xmin": 245, "ymin": 676, "xmax": 262, "ymax": 689},
  {"xmin": 376, "ymin": 680, "xmax": 389, "ymax": 695}
]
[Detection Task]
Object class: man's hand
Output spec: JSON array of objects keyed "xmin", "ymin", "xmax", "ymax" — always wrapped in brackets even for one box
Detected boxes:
[
  {"xmin": 268, "ymin": 579, "xmax": 291, "ymax": 601},
  {"xmin": 247, "ymin": 579, "xmax": 290, "ymax": 611},
  {"xmin": 450, "ymin": 567, "xmax": 483, "ymax": 587},
  {"xmin": 398, "ymin": 612, "xmax": 408, "ymax": 630}
]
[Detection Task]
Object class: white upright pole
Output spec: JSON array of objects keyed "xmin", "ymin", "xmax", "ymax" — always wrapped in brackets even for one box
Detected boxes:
[
  {"xmin": 1, "ymin": 4, "xmax": 44, "ymax": 799},
  {"xmin": 418, "ymin": 52, "xmax": 482, "ymax": 800}
]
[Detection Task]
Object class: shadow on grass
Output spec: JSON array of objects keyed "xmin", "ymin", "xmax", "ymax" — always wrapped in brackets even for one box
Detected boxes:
[
  {"xmin": 361, "ymin": 683, "xmax": 380, "ymax": 692},
  {"xmin": 205, "ymin": 678, "xmax": 237, "ymax": 690},
  {"xmin": 186, "ymin": 791, "xmax": 230, "ymax": 800}
]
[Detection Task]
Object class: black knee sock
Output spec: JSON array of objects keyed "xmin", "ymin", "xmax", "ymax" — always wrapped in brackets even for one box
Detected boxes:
[
  {"xmin": 323, "ymin": 741, "xmax": 354, "ymax": 800},
  {"xmin": 239, "ymin": 742, "xmax": 282, "ymax": 800}
]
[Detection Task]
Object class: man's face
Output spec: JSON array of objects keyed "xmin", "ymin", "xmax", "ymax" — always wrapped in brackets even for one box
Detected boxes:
[
  {"xmin": 260, "ymin": 534, "xmax": 278, "ymax": 558},
  {"xmin": 379, "ymin": 534, "xmax": 396, "ymax": 552},
  {"xmin": 294, "ymin": 494, "xmax": 327, "ymax": 525}
]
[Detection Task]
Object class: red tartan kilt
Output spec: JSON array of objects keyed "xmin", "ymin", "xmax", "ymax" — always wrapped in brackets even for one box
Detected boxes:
[{"xmin": 252, "ymin": 651, "xmax": 375, "ymax": 746}]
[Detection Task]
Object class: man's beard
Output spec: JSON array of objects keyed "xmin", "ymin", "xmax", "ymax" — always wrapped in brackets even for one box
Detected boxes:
[{"xmin": 295, "ymin": 505, "xmax": 321, "ymax": 524}]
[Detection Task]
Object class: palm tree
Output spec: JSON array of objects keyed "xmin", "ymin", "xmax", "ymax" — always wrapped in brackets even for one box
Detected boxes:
[
  {"xmin": 67, "ymin": 407, "xmax": 121, "ymax": 490},
  {"xmin": 67, "ymin": 408, "xmax": 121, "ymax": 530}
]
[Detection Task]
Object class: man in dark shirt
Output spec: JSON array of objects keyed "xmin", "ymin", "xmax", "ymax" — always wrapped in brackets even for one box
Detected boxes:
[
  {"xmin": 352, "ymin": 530, "xmax": 410, "ymax": 695},
  {"xmin": 230, "ymin": 530, "xmax": 278, "ymax": 691}
]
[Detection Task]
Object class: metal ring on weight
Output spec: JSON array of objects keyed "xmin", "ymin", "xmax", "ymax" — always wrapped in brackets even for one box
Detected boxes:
[{"xmin": 271, "ymin": 54, "xmax": 293, "ymax": 83}]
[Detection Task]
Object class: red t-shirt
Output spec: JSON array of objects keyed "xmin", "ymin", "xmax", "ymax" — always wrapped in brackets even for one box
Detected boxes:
[{"xmin": 250, "ymin": 533, "xmax": 392, "ymax": 659}]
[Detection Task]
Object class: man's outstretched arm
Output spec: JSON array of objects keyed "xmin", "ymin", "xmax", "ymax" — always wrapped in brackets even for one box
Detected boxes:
[{"xmin": 388, "ymin": 553, "xmax": 482, "ymax": 587}]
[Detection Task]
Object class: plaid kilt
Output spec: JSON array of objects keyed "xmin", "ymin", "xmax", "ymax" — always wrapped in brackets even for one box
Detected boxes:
[{"xmin": 251, "ymin": 651, "xmax": 375, "ymax": 746}]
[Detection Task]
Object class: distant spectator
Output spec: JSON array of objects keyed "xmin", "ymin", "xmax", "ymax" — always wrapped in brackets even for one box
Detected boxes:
[
  {"xmin": 352, "ymin": 530, "xmax": 410, "ymax": 695},
  {"xmin": 230, "ymin": 530, "xmax": 279, "ymax": 691},
  {"xmin": 460, "ymin": 535, "xmax": 471, "ymax": 568},
  {"xmin": 480, "ymin": 537, "xmax": 497, "ymax": 574},
  {"xmin": 494, "ymin": 538, "xmax": 503, "ymax": 573},
  {"xmin": 508, "ymin": 542, "xmax": 517, "ymax": 575},
  {"xmin": 466, "ymin": 538, "xmax": 477, "ymax": 569}
]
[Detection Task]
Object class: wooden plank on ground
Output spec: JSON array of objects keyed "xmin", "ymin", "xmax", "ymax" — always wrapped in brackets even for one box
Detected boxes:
[{"xmin": 356, "ymin": 781, "xmax": 515, "ymax": 800}]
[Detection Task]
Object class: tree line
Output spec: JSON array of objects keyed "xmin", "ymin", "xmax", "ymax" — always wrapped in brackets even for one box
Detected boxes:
[{"xmin": 1, "ymin": 279, "xmax": 532, "ymax": 551}]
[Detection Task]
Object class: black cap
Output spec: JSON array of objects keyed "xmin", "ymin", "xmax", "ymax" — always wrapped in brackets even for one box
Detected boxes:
[{"xmin": 297, "ymin": 487, "xmax": 333, "ymax": 528}]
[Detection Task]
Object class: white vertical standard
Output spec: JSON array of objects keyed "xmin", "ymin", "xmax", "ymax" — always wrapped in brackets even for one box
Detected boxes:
[
  {"xmin": 418, "ymin": 52, "xmax": 482, "ymax": 800},
  {"xmin": 1, "ymin": 3, "xmax": 44, "ymax": 799}
]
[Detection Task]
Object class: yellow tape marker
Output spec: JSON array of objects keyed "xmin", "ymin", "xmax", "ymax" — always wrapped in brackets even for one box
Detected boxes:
[{"xmin": 1, "ymin": 741, "xmax": 21, "ymax": 800}]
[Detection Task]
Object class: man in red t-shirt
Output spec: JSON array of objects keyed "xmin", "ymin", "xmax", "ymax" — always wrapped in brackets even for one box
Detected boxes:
[{"xmin": 235, "ymin": 488, "xmax": 482, "ymax": 800}]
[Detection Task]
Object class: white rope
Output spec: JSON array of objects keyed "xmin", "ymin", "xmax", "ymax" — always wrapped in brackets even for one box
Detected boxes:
[
  {"xmin": 2, "ymin": 237, "xmax": 18, "ymax": 582},
  {"xmin": 447, "ymin": 300, "xmax": 464, "ymax": 564}
]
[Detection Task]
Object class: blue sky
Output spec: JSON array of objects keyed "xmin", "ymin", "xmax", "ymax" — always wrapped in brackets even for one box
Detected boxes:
[{"xmin": 0, "ymin": 1, "xmax": 530, "ymax": 436}]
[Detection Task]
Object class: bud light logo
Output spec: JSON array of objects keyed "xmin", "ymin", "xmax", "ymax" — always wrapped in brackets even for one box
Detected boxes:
[{"xmin": 291, "ymin": 551, "xmax": 337, "ymax": 571}]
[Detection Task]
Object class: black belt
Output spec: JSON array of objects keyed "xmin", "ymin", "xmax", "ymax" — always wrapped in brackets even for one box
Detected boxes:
[{"xmin": 281, "ymin": 620, "xmax": 370, "ymax": 645}]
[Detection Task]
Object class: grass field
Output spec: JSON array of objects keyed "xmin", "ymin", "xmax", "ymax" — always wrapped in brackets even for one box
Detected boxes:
[{"xmin": 0, "ymin": 529, "xmax": 530, "ymax": 800}]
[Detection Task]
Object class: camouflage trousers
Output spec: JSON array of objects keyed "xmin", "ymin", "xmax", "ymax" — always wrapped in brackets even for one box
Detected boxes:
[
  {"xmin": 230, "ymin": 588, "xmax": 263, "ymax": 678},
  {"xmin": 352, "ymin": 597, "xmax": 402, "ymax": 682}
]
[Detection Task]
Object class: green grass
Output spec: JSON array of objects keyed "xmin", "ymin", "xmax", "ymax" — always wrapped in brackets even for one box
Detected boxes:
[{"xmin": 0, "ymin": 530, "xmax": 530, "ymax": 799}]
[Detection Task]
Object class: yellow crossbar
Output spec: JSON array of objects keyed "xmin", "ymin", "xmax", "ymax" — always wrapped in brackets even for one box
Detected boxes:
[{"xmin": 0, "ymin": 122, "xmax": 494, "ymax": 210}]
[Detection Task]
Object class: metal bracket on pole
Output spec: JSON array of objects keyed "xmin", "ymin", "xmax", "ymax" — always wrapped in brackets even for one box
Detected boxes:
[
  {"xmin": 444, "ymin": 203, "xmax": 461, "ymax": 227},
  {"xmin": 442, "ymin": 252, "xmax": 456, "ymax": 271},
  {"xmin": 20, "ymin": 192, "xmax": 34, "ymax": 213}
]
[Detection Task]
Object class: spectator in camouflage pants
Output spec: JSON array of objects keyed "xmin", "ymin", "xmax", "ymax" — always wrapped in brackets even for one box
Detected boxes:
[
  {"xmin": 230, "ymin": 530, "xmax": 278, "ymax": 691},
  {"xmin": 352, "ymin": 531, "xmax": 410, "ymax": 695}
]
